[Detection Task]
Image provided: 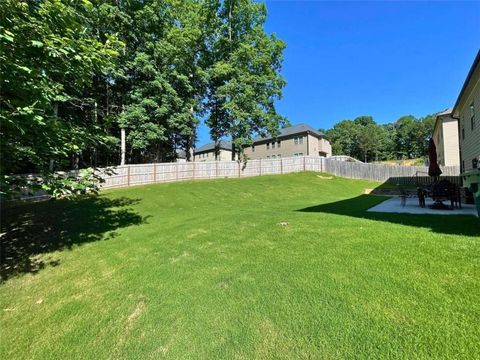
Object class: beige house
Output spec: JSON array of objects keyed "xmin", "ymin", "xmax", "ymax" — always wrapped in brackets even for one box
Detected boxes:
[
  {"xmin": 243, "ymin": 123, "xmax": 331, "ymax": 160},
  {"xmin": 432, "ymin": 108, "xmax": 460, "ymax": 167},
  {"xmin": 194, "ymin": 140, "xmax": 236, "ymax": 162},
  {"xmin": 452, "ymin": 50, "xmax": 480, "ymax": 173}
]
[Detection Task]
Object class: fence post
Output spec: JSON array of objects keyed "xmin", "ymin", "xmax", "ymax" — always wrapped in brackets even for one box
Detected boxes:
[
  {"xmin": 238, "ymin": 161, "xmax": 241, "ymax": 177},
  {"xmin": 216, "ymin": 161, "xmax": 218, "ymax": 178},
  {"xmin": 280, "ymin": 158, "xmax": 283, "ymax": 174},
  {"xmin": 127, "ymin": 165, "xmax": 131, "ymax": 186},
  {"xmin": 320, "ymin": 157, "xmax": 323, "ymax": 173},
  {"xmin": 303, "ymin": 156, "xmax": 306, "ymax": 172},
  {"xmin": 193, "ymin": 161, "xmax": 195, "ymax": 180},
  {"xmin": 175, "ymin": 163, "xmax": 178, "ymax": 181},
  {"xmin": 259, "ymin": 159, "xmax": 262, "ymax": 176},
  {"xmin": 153, "ymin": 163, "xmax": 157, "ymax": 183}
]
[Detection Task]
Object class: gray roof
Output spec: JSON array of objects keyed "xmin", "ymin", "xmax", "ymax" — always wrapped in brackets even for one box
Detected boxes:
[
  {"xmin": 252, "ymin": 123, "xmax": 326, "ymax": 143},
  {"xmin": 195, "ymin": 140, "xmax": 232, "ymax": 153},
  {"xmin": 436, "ymin": 108, "xmax": 453, "ymax": 117}
]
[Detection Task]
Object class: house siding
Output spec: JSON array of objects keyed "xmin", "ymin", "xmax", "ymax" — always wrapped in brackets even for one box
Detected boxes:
[
  {"xmin": 244, "ymin": 134, "xmax": 310, "ymax": 159},
  {"xmin": 194, "ymin": 149, "xmax": 234, "ymax": 162},
  {"xmin": 318, "ymin": 138, "xmax": 332, "ymax": 157},
  {"xmin": 458, "ymin": 78, "xmax": 480, "ymax": 172}
]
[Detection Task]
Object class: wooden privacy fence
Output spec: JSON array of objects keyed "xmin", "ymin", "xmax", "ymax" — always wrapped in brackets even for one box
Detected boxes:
[
  {"xmin": 99, "ymin": 156, "xmax": 461, "ymax": 189},
  {"xmin": 321, "ymin": 158, "xmax": 461, "ymax": 186}
]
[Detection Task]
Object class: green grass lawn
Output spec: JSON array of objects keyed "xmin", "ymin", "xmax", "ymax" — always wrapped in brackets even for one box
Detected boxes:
[{"xmin": 1, "ymin": 172, "xmax": 479, "ymax": 359}]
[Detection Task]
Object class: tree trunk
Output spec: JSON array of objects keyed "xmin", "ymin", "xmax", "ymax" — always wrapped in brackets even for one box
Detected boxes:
[
  {"xmin": 120, "ymin": 127, "xmax": 126, "ymax": 165},
  {"xmin": 187, "ymin": 105, "xmax": 195, "ymax": 162}
]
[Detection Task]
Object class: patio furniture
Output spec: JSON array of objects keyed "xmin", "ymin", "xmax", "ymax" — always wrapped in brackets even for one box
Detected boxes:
[
  {"xmin": 430, "ymin": 179, "xmax": 460, "ymax": 210},
  {"xmin": 398, "ymin": 185, "xmax": 417, "ymax": 207},
  {"xmin": 417, "ymin": 187, "xmax": 426, "ymax": 208}
]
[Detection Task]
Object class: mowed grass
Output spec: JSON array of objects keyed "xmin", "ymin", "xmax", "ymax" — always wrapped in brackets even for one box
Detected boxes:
[{"xmin": 1, "ymin": 172, "xmax": 479, "ymax": 359}]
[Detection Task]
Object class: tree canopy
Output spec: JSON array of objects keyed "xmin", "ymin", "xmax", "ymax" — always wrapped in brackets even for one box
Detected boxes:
[
  {"xmin": 1, "ymin": 0, "xmax": 286, "ymax": 195},
  {"xmin": 325, "ymin": 114, "xmax": 436, "ymax": 162}
]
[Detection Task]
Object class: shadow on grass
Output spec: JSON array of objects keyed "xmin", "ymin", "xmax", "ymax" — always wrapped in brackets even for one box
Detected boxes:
[
  {"xmin": 1, "ymin": 196, "xmax": 146, "ymax": 282},
  {"xmin": 298, "ymin": 195, "xmax": 480, "ymax": 237}
]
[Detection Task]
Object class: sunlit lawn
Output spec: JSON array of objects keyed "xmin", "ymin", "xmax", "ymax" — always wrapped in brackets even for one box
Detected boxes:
[{"xmin": 1, "ymin": 172, "xmax": 479, "ymax": 359}]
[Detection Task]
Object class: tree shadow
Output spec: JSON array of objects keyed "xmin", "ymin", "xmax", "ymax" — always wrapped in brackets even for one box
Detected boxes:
[
  {"xmin": 1, "ymin": 196, "xmax": 146, "ymax": 282},
  {"xmin": 297, "ymin": 195, "xmax": 480, "ymax": 237}
]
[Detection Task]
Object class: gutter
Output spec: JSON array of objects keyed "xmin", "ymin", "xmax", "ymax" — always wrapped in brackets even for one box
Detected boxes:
[{"xmin": 452, "ymin": 49, "xmax": 480, "ymax": 117}]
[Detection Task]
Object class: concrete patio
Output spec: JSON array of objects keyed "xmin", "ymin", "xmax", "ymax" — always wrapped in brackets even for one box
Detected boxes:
[{"xmin": 368, "ymin": 197, "xmax": 478, "ymax": 217}]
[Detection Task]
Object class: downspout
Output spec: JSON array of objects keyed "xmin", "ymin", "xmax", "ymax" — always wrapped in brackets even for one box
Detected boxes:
[{"xmin": 306, "ymin": 132, "xmax": 309, "ymax": 156}]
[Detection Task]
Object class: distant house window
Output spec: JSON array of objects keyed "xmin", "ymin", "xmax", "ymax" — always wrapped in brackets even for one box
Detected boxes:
[
  {"xmin": 471, "ymin": 102, "xmax": 476, "ymax": 130},
  {"xmin": 266, "ymin": 143, "xmax": 270, "ymax": 150},
  {"xmin": 293, "ymin": 152, "xmax": 304, "ymax": 157},
  {"xmin": 266, "ymin": 156, "xmax": 270, "ymax": 159},
  {"xmin": 272, "ymin": 142, "xmax": 275, "ymax": 149},
  {"xmin": 294, "ymin": 136, "xmax": 303, "ymax": 145},
  {"xmin": 277, "ymin": 154, "xmax": 281, "ymax": 158},
  {"xmin": 271, "ymin": 155, "xmax": 276, "ymax": 159},
  {"xmin": 277, "ymin": 141, "xmax": 281, "ymax": 148}
]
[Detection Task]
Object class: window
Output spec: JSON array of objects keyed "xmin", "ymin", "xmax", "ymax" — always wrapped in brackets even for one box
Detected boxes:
[
  {"xmin": 277, "ymin": 154, "xmax": 281, "ymax": 158},
  {"xmin": 293, "ymin": 152, "xmax": 303, "ymax": 157},
  {"xmin": 266, "ymin": 143, "xmax": 270, "ymax": 150},
  {"xmin": 294, "ymin": 136, "xmax": 303, "ymax": 145},
  {"xmin": 277, "ymin": 141, "xmax": 281, "ymax": 148},
  {"xmin": 470, "ymin": 102, "xmax": 476, "ymax": 130},
  {"xmin": 272, "ymin": 142, "xmax": 275, "ymax": 149},
  {"xmin": 266, "ymin": 156, "xmax": 270, "ymax": 159},
  {"xmin": 271, "ymin": 155, "xmax": 276, "ymax": 159}
]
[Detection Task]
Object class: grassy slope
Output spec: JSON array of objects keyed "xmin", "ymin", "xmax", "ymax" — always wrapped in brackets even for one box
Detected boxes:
[{"xmin": 1, "ymin": 172, "xmax": 479, "ymax": 359}]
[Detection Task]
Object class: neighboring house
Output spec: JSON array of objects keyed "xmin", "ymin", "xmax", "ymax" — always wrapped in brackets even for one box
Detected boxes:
[
  {"xmin": 452, "ymin": 50, "xmax": 480, "ymax": 173},
  {"xmin": 432, "ymin": 108, "xmax": 460, "ymax": 167},
  {"xmin": 194, "ymin": 140, "xmax": 236, "ymax": 162},
  {"xmin": 243, "ymin": 123, "xmax": 332, "ymax": 160}
]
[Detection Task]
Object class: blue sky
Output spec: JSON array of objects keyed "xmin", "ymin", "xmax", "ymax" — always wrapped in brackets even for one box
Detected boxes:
[{"xmin": 196, "ymin": 1, "xmax": 480, "ymax": 146}]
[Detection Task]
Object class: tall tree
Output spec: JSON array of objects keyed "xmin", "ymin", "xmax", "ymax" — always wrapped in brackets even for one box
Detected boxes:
[
  {"xmin": 206, "ymin": 0, "xmax": 287, "ymax": 161},
  {"xmin": 0, "ymin": 0, "xmax": 121, "ymax": 175}
]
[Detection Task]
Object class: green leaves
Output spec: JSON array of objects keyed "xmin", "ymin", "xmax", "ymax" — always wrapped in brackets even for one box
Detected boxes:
[
  {"xmin": 31, "ymin": 40, "xmax": 44, "ymax": 47},
  {"xmin": 1, "ymin": 0, "xmax": 121, "ymax": 184},
  {"xmin": 205, "ymin": 0, "xmax": 287, "ymax": 160},
  {"xmin": 0, "ymin": 29, "xmax": 14, "ymax": 42},
  {"xmin": 326, "ymin": 114, "xmax": 437, "ymax": 162},
  {"xmin": 2, "ymin": 0, "xmax": 287, "ymax": 195}
]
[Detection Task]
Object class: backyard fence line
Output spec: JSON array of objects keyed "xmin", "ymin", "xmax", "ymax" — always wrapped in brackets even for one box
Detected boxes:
[{"xmin": 98, "ymin": 157, "xmax": 461, "ymax": 189}]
